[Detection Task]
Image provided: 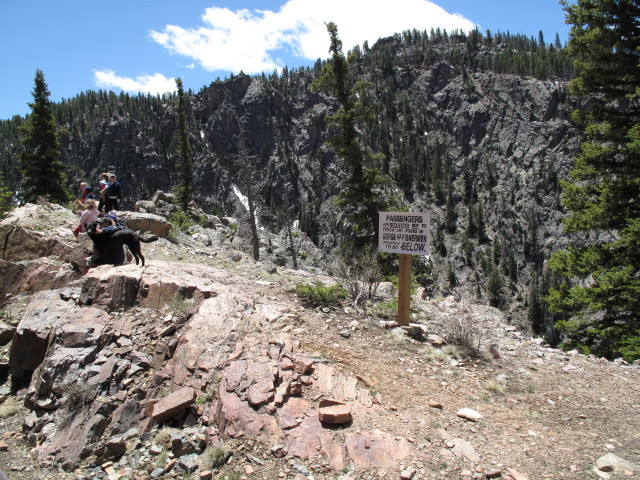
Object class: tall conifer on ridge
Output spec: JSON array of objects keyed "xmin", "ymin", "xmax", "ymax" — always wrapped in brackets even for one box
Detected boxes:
[
  {"xmin": 547, "ymin": 0, "xmax": 640, "ymax": 360},
  {"xmin": 174, "ymin": 78, "xmax": 194, "ymax": 212},
  {"xmin": 19, "ymin": 69, "xmax": 69, "ymax": 204}
]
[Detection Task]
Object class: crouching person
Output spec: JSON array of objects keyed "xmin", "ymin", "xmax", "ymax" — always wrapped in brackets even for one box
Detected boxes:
[{"xmin": 85, "ymin": 216, "xmax": 126, "ymax": 270}]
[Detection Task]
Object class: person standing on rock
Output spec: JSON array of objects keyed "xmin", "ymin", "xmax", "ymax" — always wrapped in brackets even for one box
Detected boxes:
[
  {"xmin": 78, "ymin": 181, "xmax": 88, "ymax": 201},
  {"xmin": 97, "ymin": 172, "xmax": 109, "ymax": 213},
  {"xmin": 105, "ymin": 174, "xmax": 122, "ymax": 212}
]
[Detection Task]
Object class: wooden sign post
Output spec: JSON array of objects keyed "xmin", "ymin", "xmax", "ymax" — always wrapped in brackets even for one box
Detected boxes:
[
  {"xmin": 397, "ymin": 253, "xmax": 413, "ymax": 325},
  {"xmin": 378, "ymin": 212, "xmax": 430, "ymax": 327}
]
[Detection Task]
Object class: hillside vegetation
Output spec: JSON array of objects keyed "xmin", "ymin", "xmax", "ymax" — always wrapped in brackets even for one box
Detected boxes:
[{"xmin": 0, "ymin": 29, "xmax": 580, "ymax": 342}]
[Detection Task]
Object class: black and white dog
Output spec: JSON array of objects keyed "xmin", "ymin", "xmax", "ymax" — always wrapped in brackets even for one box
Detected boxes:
[{"xmin": 86, "ymin": 222, "xmax": 159, "ymax": 266}]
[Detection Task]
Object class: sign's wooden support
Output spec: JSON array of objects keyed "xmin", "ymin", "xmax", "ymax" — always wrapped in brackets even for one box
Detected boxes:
[{"xmin": 398, "ymin": 253, "xmax": 412, "ymax": 326}]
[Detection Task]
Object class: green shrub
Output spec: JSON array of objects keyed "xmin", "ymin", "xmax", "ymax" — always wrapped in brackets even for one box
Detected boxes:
[
  {"xmin": 485, "ymin": 380, "xmax": 506, "ymax": 395},
  {"xmin": 442, "ymin": 344, "xmax": 460, "ymax": 358},
  {"xmin": 296, "ymin": 281, "xmax": 348, "ymax": 305},
  {"xmin": 169, "ymin": 210, "xmax": 195, "ymax": 232},
  {"xmin": 372, "ymin": 298, "xmax": 398, "ymax": 318},
  {"xmin": 328, "ymin": 245, "xmax": 383, "ymax": 305},
  {"xmin": 165, "ymin": 293, "xmax": 194, "ymax": 318},
  {"xmin": 153, "ymin": 427, "xmax": 178, "ymax": 448}
]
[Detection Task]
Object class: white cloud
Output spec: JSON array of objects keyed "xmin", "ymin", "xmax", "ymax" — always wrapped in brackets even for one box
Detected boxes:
[
  {"xmin": 94, "ymin": 69, "xmax": 177, "ymax": 95},
  {"xmin": 149, "ymin": 0, "xmax": 476, "ymax": 74}
]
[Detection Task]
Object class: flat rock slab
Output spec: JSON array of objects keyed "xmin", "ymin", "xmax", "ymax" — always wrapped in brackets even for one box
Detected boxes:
[
  {"xmin": 344, "ymin": 430, "xmax": 413, "ymax": 470},
  {"xmin": 123, "ymin": 212, "xmax": 172, "ymax": 238},
  {"xmin": 10, "ymin": 290, "xmax": 111, "ymax": 377},
  {"xmin": 150, "ymin": 387, "xmax": 196, "ymax": 423},
  {"xmin": 449, "ymin": 438, "xmax": 480, "ymax": 463},
  {"xmin": 285, "ymin": 414, "xmax": 332, "ymax": 459},
  {"xmin": 81, "ymin": 261, "xmax": 228, "ymax": 313},
  {"xmin": 319, "ymin": 403, "xmax": 352, "ymax": 424},
  {"xmin": 0, "ymin": 223, "xmax": 75, "ymax": 263},
  {"xmin": 276, "ymin": 397, "xmax": 309, "ymax": 431}
]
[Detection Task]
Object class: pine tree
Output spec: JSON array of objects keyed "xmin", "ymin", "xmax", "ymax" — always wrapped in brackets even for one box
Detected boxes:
[
  {"xmin": 174, "ymin": 78, "xmax": 194, "ymax": 212},
  {"xmin": 235, "ymin": 124, "xmax": 260, "ymax": 262},
  {"xmin": 554, "ymin": 33, "xmax": 562, "ymax": 50},
  {"xmin": 433, "ymin": 220, "xmax": 447, "ymax": 256},
  {"xmin": 487, "ymin": 266, "xmax": 503, "ymax": 308},
  {"xmin": 528, "ymin": 270, "xmax": 544, "ymax": 333},
  {"xmin": 314, "ymin": 22, "xmax": 396, "ymax": 249},
  {"xmin": 19, "ymin": 69, "xmax": 69, "ymax": 204},
  {"xmin": 447, "ymin": 261, "xmax": 456, "ymax": 290},
  {"xmin": 476, "ymin": 201, "xmax": 486, "ymax": 242},
  {"xmin": 0, "ymin": 171, "xmax": 13, "ymax": 214},
  {"xmin": 444, "ymin": 179, "xmax": 456, "ymax": 233},
  {"xmin": 466, "ymin": 199, "xmax": 477, "ymax": 238},
  {"xmin": 547, "ymin": 0, "xmax": 640, "ymax": 361},
  {"xmin": 525, "ymin": 211, "xmax": 539, "ymax": 263}
]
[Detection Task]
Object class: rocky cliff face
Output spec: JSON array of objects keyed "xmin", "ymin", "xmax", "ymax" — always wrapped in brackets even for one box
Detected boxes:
[{"xmin": 0, "ymin": 36, "xmax": 581, "ymax": 327}]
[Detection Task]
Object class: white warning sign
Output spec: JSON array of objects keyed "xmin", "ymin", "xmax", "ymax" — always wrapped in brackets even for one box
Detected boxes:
[{"xmin": 378, "ymin": 212, "xmax": 430, "ymax": 255}]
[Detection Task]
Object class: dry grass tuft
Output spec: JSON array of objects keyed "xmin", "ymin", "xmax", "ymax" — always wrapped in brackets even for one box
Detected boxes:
[{"xmin": 0, "ymin": 398, "xmax": 20, "ymax": 419}]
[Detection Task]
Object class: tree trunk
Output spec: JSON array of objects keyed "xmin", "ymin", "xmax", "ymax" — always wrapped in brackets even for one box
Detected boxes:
[{"xmin": 247, "ymin": 185, "xmax": 260, "ymax": 261}]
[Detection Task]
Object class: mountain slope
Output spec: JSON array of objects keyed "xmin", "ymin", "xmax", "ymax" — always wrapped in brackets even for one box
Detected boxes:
[{"xmin": 0, "ymin": 30, "xmax": 580, "ymax": 333}]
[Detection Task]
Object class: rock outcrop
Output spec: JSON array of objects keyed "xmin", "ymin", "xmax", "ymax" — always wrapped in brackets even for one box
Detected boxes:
[
  {"xmin": 2, "ymin": 254, "xmax": 413, "ymax": 473},
  {"xmin": 121, "ymin": 212, "xmax": 172, "ymax": 238},
  {"xmin": 1, "ymin": 206, "xmax": 639, "ymax": 480}
]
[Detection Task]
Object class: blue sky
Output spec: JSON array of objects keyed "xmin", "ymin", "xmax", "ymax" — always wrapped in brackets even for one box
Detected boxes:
[{"xmin": 0, "ymin": 0, "xmax": 571, "ymax": 120}]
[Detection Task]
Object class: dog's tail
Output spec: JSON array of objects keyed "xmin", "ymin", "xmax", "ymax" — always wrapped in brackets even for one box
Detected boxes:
[{"xmin": 140, "ymin": 235, "xmax": 159, "ymax": 243}]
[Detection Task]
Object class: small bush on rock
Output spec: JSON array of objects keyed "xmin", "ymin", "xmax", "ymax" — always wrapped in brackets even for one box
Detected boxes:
[
  {"xmin": 59, "ymin": 383, "xmax": 97, "ymax": 413},
  {"xmin": 169, "ymin": 210, "xmax": 207, "ymax": 232},
  {"xmin": 153, "ymin": 428, "xmax": 177, "ymax": 448},
  {"xmin": 165, "ymin": 293, "xmax": 195, "ymax": 322},
  {"xmin": 441, "ymin": 297, "xmax": 489, "ymax": 357},
  {"xmin": 296, "ymin": 281, "xmax": 348, "ymax": 305},
  {"xmin": 328, "ymin": 245, "xmax": 383, "ymax": 305}
]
